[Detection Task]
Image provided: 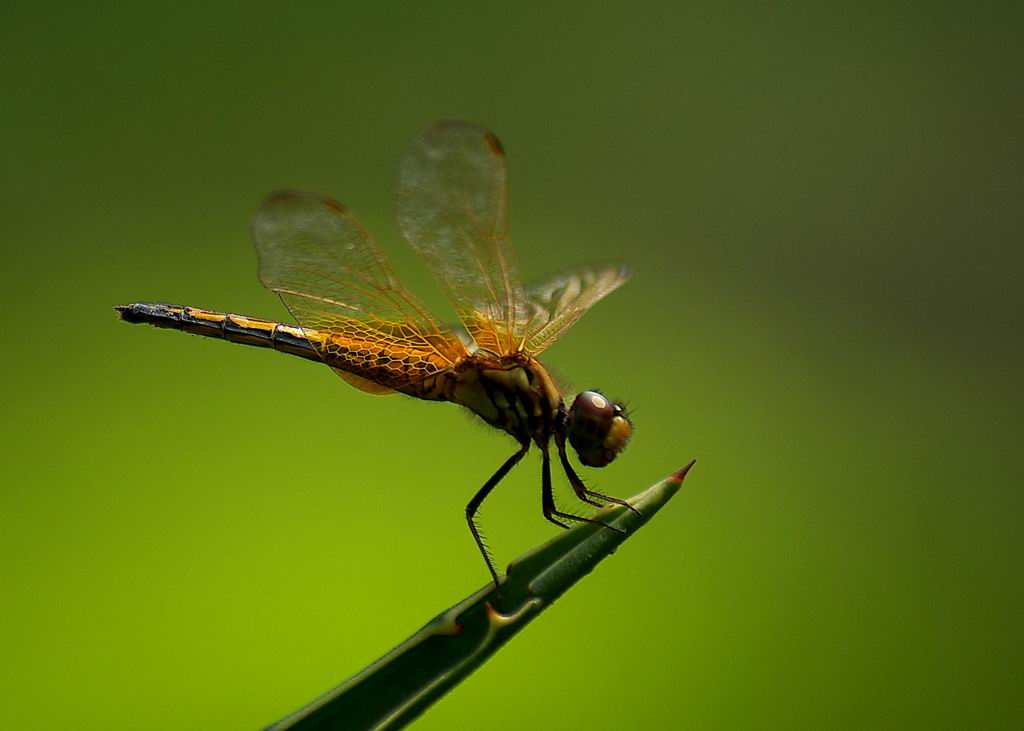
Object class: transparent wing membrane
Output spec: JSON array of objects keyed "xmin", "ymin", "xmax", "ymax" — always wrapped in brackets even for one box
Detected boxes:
[
  {"xmin": 397, "ymin": 120, "xmax": 529, "ymax": 355},
  {"xmin": 252, "ymin": 191, "xmax": 467, "ymax": 390},
  {"xmin": 250, "ymin": 123, "xmax": 630, "ymax": 389},
  {"xmin": 524, "ymin": 263, "xmax": 631, "ymax": 354}
]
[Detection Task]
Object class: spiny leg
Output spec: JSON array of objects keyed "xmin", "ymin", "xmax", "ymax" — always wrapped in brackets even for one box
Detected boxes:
[
  {"xmin": 540, "ymin": 442, "xmax": 571, "ymax": 530},
  {"xmin": 467, "ymin": 440, "xmax": 530, "ymax": 587},
  {"xmin": 541, "ymin": 440, "xmax": 626, "ymax": 533},
  {"xmin": 556, "ymin": 432, "xmax": 642, "ymax": 516}
]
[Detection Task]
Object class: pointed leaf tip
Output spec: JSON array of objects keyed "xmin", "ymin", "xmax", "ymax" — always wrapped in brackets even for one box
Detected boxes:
[
  {"xmin": 263, "ymin": 467, "xmax": 692, "ymax": 730},
  {"xmin": 670, "ymin": 459, "xmax": 697, "ymax": 483}
]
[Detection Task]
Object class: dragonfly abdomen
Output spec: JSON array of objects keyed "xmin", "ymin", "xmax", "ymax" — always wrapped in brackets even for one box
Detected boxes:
[{"xmin": 115, "ymin": 302, "xmax": 322, "ymax": 363}]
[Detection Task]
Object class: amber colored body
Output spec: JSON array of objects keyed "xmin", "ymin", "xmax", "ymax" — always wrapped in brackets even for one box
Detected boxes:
[
  {"xmin": 115, "ymin": 302, "xmax": 564, "ymax": 445},
  {"xmin": 115, "ymin": 301, "xmax": 632, "ymax": 586},
  {"xmin": 402, "ymin": 352, "xmax": 563, "ymax": 446}
]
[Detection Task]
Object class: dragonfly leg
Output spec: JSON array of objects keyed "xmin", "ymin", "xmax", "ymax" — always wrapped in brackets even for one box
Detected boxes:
[
  {"xmin": 555, "ymin": 433, "xmax": 642, "ymax": 516},
  {"xmin": 541, "ymin": 440, "xmax": 626, "ymax": 533},
  {"xmin": 467, "ymin": 440, "xmax": 530, "ymax": 587}
]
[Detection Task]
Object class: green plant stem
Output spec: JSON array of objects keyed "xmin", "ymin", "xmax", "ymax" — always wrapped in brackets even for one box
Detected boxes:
[{"xmin": 266, "ymin": 460, "xmax": 695, "ymax": 731}]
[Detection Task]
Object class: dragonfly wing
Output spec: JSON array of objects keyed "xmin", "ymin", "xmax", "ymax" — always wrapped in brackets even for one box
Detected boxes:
[
  {"xmin": 396, "ymin": 120, "xmax": 528, "ymax": 355},
  {"xmin": 252, "ymin": 191, "xmax": 468, "ymax": 390},
  {"xmin": 524, "ymin": 263, "xmax": 631, "ymax": 355}
]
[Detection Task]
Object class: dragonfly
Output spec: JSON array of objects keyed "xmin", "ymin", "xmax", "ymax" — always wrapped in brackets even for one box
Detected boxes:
[{"xmin": 117, "ymin": 120, "xmax": 636, "ymax": 587}]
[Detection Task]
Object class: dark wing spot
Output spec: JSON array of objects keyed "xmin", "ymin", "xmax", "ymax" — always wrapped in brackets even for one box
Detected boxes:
[
  {"xmin": 322, "ymin": 197, "xmax": 348, "ymax": 214},
  {"xmin": 484, "ymin": 131, "xmax": 505, "ymax": 158},
  {"xmin": 266, "ymin": 190, "xmax": 303, "ymax": 204}
]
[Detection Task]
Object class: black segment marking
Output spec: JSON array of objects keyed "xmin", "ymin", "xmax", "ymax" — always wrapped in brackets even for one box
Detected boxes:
[{"xmin": 223, "ymin": 317, "xmax": 272, "ymax": 345}]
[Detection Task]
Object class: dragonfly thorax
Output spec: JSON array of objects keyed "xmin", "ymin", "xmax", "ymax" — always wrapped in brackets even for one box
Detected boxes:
[{"xmin": 410, "ymin": 353, "xmax": 563, "ymax": 443}]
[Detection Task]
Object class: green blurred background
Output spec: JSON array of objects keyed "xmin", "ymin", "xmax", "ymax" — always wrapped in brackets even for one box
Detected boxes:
[{"xmin": 2, "ymin": 2, "xmax": 1021, "ymax": 728}]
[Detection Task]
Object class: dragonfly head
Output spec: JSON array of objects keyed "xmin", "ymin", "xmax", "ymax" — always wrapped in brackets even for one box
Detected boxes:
[{"xmin": 567, "ymin": 390, "xmax": 632, "ymax": 468}]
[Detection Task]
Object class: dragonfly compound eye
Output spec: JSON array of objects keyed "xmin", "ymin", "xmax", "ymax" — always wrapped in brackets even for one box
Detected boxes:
[{"xmin": 567, "ymin": 390, "xmax": 633, "ymax": 467}]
